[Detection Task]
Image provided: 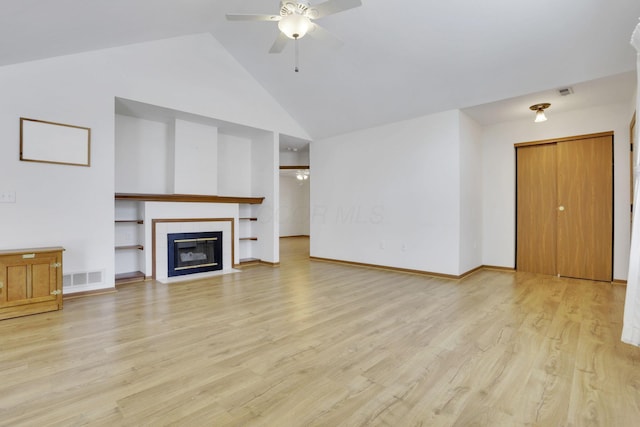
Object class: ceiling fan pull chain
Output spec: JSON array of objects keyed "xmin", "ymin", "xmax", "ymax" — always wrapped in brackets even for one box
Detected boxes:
[{"xmin": 294, "ymin": 36, "xmax": 300, "ymax": 72}]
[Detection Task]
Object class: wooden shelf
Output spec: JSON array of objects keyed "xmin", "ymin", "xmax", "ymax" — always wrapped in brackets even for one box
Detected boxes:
[
  {"xmin": 115, "ymin": 245, "xmax": 144, "ymax": 250},
  {"xmin": 239, "ymin": 237, "xmax": 258, "ymax": 241},
  {"xmin": 280, "ymin": 165, "xmax": 310, "ymax": 170},
  {"xmin": 240, "ymin": 217, "xmax": 258, "ymax": 221},
  {"xmin": 115, "ymin": 271, "xmax": 145, "ymax": 285},
  {"xmin": 115, "ymin": 193, "xmax": 264, "ymax": 204},
  {"xmin": 115, "ymin": 220, "xmax": 144, "ymax": 224}
]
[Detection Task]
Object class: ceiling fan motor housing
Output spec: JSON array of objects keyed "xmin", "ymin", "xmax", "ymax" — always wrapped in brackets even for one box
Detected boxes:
[
  {"xmin": 281, "ymin": 1, "xmax": 312, "ymax": 17},
  {"xmin": 280, "ymin": 0, "xmax": 318, "ymax": 19}
]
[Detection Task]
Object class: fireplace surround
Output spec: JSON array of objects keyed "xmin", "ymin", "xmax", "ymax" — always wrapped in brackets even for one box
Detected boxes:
[{"xmin": 151, "ymin": 216, "xmax": 234, "ymax": 282}]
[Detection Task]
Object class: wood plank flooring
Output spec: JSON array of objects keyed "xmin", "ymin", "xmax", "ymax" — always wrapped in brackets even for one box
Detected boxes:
[{"xmin": 1, "ymin": 237, "xmax": 640, "ymax": 426}]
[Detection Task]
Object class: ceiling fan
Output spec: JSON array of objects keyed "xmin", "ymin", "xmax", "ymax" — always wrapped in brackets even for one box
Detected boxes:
[{"xmin": 226, "ymin": 0, "xmax": 362, "ymax": 55}]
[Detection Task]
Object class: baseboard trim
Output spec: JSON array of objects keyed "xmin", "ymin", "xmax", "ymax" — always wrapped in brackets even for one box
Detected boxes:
[
  {"xmin": 459, "ymin": 265, "xmax": 484, "ymax": 278},
  {"xmin": 309, "ymin": 257, "xmax": 501, "ymax": 280},
  {"xmin": 311, "ymin": 257, "xmax": 625, "ymax": 284},
  {"xmin": 260, "ymin": 261, "xmax": 280, "ymax": 267},
  {"xmin": 482, "ymin": 265, "xmax": 516, "ymax": 272},
  {"xmin": 64, "ymin": 287, "xmax": 118, "ymax": 299},
  {"xmin": 236, "ymin": 260, "xmax": 281, "ymax": 268}
]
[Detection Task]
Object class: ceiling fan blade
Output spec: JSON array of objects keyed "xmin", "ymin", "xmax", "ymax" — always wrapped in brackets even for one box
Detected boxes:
[
  {"xmin": 307, "ymin": 23, "xmax": 344, "ymax": 49},
  {"xmin": 306, "ymin": 0, "xmax": 362, "ymax": 19},
  {"xmin": 226, "ymin": 14, "xmax": 281, "ymax": 22},
  {"xmin": 269, "ymin": 32, "xmax": 289, "ymax": 54}
]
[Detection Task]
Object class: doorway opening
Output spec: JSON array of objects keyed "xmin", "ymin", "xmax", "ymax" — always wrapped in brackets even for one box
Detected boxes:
[{"xmin": 279, "ymin": 166, "xmax": 310, "ymax": 262}]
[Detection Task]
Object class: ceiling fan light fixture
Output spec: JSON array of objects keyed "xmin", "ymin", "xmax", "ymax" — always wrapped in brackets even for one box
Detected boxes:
[
  {"xmin": 529, "ymin": 103, "xmax": 551, "ymax": 123},
  {"xmin": 278, "ymin": 13, "xmax": 311, "ymax": 39}
]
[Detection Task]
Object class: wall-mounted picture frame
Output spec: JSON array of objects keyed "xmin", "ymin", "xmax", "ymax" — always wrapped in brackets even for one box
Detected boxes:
[{"xmin": 20, "ymin": 117, "xmax": 91, "ymax": 167}]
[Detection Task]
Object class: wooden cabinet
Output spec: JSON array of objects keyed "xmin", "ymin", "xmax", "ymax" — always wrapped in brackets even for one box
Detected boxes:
[{"xmin": 0, "ymin": 247, "xmax": 64, "ymax": 320}]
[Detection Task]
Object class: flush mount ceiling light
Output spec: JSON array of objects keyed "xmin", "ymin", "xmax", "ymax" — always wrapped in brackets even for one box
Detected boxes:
[{"xmin": 530, "ymin": 103, "xmax": 551, "ymax": 123}]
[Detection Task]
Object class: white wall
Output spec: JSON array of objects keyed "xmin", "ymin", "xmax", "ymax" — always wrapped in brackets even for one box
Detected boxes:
[
  {"xmin": 280, "ymin": 175, "xmax": 310, "ymax": 237},
  {"xmin": 311, "ymin": 110, "xmax": 463, "ymax": 276},
  {"xmin": 311, "ymin": 102, "xmax": 633, "ymax": 279},
  {"xmin": 0, "ymin": 33, "xmax": 307, "ymax": 292},
  {"xmin": 482, "ymin": 102, "xmax": 633, "ymax": 280},
  {"xmin": 115, "ymin": 114, "xmax": 171, "ymax": 193},
  {"xmin": 459, "ymin": 112, "xmax": 483, "ymax": 273},
  {"xmin": 0, "ymin": 58, "xmax": 116, "ymax": 293},
  {"xmin": 116, "ymin": 118, "xmax": 254, "ymax": 197},
  {"xmin": 252, "ymin": 132, "xmax": 280, "ymax": 263},
  {"xmin": 218, "ymin": 133, "xmax": 252, "ymax": 197},
  {"xmin": 173, "ymin": 119, "xmax": 218, "ymax": 195},
  {"xmin": 279, "ymin": 150, "xmax": 309, "ymax": 166}
]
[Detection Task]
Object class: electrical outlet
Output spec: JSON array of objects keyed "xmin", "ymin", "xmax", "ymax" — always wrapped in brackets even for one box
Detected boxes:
[{"xmin": 0, "ymin": 191, "xmax": 16, "ymax": 203}]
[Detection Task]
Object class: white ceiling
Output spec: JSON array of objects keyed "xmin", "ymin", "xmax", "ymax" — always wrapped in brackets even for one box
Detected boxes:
[
  {"xmin": 462, "ymin": 70, "xmax": 637, "ymax": 125},
  {"xmin": 1, "ymin": 0, "xmax": 639, "ymax": 139}
]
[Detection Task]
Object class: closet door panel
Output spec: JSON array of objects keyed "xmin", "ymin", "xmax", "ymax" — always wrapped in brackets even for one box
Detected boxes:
[
  {"xmin": 556, "ymin": 136, "xmax": 612, "ymax": 281},
  {"xmin": 516, "ymin": 144, "xmax": 557, "ymax": 275}
]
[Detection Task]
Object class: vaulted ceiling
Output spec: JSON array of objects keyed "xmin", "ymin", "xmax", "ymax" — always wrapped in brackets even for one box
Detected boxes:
[{"xmin": 1, "ymin": 0, "xmax": 638, "ymax": 139}]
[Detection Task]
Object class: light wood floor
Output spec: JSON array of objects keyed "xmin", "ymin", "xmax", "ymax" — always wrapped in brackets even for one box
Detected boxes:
[{"xmin": 2, "ymin": 237, "xmax": 640, "ymax": 426}]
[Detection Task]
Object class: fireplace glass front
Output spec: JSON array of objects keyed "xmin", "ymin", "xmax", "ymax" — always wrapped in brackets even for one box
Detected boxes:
[{"xmin": 167, "ymin": 231, "xmax": 223, "ymax": 277}]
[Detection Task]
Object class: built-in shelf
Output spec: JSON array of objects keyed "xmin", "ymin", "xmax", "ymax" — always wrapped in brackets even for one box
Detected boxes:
[
  {"xmin": 115, "ymin": 245, "xmax": 144, "ymax": 250},
  {"xmin": 279, "ymin": 165, "xmax": 310, "ymax": 170},
  {"xmin": 115, "ymin": 271, "xmax": 145, "ymax": 285},
  {"xmin": 239, "ymin": 237, "xmax": 258, "ymax": 241},
  {"xmin": 240, "ymin": 217, "xmax": 258, "ymax": 221},
  {"xmin": 115, "ymin": 219, "xmax": 144, "ymax": 224},
  {"xmin": 115, "ymin": 193, "xmax": 264, "ymax": 204}
]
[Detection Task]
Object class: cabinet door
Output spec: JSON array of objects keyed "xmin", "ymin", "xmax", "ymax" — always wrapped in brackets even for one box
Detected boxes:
[
  {"xmin": 0, "ymin": 253, "xmax": 59, "ymax": 307},
  {"xmin": 557, "ymin": 136, "xmax": 613, "ymax": 281},
  {"xmin": 5, "ymin": 262, "xmax": 28, "ymax": 302}
]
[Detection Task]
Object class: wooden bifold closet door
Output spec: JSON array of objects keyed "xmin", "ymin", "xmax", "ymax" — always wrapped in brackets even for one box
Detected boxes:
[{"xmin": 516, "ymin": 133, "xmax": 613, "ymax": 282}]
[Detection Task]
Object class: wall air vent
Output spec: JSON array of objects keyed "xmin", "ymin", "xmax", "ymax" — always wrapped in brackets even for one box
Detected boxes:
[
  {"xmin": 63, "ymin": 270, "xmax": 104, "ymax": 287},
  {"xmin": 558, "ymin": 87, "xmax": 574, "ymax": 96}
]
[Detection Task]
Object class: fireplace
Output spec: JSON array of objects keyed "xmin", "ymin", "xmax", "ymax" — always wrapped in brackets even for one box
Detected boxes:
[{"xmin": 167, "ymin": 231, "xmax": 223, "ymax": 277}]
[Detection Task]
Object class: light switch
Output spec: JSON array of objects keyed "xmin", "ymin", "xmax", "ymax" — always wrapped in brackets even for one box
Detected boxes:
[{"xmin": 0, "ymin": 191, "xmax": 16, "ymax": 203}]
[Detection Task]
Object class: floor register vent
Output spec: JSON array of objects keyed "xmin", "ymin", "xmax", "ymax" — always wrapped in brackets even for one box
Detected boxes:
[{"xmin": 63, "ymin": 270, "xmax": 104, "ymax": 287}]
